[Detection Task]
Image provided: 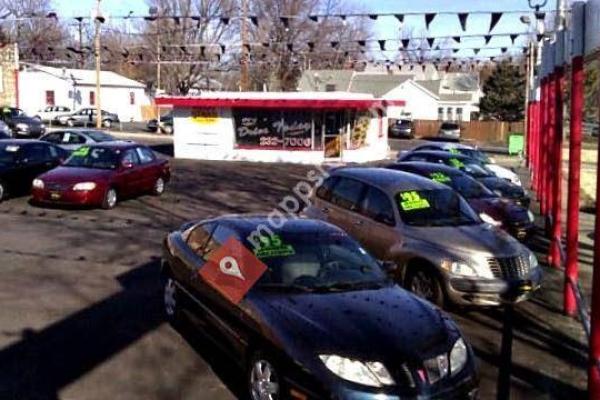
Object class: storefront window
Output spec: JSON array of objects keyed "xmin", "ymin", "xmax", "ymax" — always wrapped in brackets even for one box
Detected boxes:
[{"xmin": 233, "ymin": 109, "xmax": 312, "ymax": 150}]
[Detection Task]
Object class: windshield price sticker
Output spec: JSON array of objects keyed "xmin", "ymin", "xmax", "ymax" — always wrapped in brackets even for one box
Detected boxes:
[
  {"xmin": 254, "ymin": 234, "xmax": 296, "ymax": 258},
  {"xmin": 5, "ymin": 145, "xmax": 19, "ymax": 152},
  {"xmin": 449, "ymin": 158, "xmax": 464, "ymax": 168},
  {"xmin": 429, "ymin": 172, "xmax": 451, "ymax": 183},
  {"xmin": 72, "ymin": 147, "xmax": 90, "ymax": 157},
  {"xmin": 399, "ymin": 191, "xmax": 431, "ymax": 211},
  {"xmin": 448, "ymin": 148, "xmax": 460, "ymax": 155},
  {"xmin": 199, "ymin": 236, "xmax": 268, "ymax": 305}
]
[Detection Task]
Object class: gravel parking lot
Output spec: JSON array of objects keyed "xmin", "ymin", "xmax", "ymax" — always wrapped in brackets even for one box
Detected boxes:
[{"xmin": 0, "ymin": 136, "xmax": 589, "ymax": 399}]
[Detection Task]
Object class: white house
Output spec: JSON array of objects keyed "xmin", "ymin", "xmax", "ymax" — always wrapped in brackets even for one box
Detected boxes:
[{"xmin": 18, "ymin": 64, "xmax": 151, "ymax": 122}]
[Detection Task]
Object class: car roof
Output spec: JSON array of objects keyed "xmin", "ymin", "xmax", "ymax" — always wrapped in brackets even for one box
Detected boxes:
[
  {"xmin": 332, "ymin": 167, "xmax": 445, "ymax": 192},
  {"xmin": 204, "ymin": 214, "xmax": 346, "ymax": 238},
  {"xmin": 0, "ymin": 139, "xmax": 47, "ymax": 146},
  {"xmin": 390, "ymin": 161, "xmax": 467, "ymax": 176},
  {"xmin": 404, "ymin": 150, "xmax": 474, "ymax": 161}
]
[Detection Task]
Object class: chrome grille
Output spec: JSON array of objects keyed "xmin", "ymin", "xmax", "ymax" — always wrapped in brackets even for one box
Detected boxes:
[{"xmin": 487, "ymin": 255, "xmax": 529, "ymax": 279}]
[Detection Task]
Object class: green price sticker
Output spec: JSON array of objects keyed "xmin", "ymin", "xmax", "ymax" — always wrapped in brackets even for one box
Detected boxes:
[
  {"xmin": 398, "ymin": 191, "xmax": 431, "ymax": 211},
  {"xmin": 448, "ymin": 148, "xmax": 460, "ymax": 155},
  {"xmin": 430, "ymin": 172, "xmax": 451, "ymax": 183},
  {"xmin": 253, "ymin": 234, "xmax": 296, "ymax": 258},
  {"xmin": 449, "ymin": 158, "xmax": 464, "ymax": 168},
  {"xmin": 72, "ymin": 147, "xmax": 90, "ymax": 157}
]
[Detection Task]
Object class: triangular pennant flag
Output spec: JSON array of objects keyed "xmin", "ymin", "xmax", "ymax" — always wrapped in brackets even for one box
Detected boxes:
[
  {"xmin": 489, "ymin": 12, "xmax": 502, "ymax": 32},
  {"xmin": 434, "ymin": 45, "xmax": 440, "ymax": 51},
  {"xmin": 357, "ymin": 40, "xmax": 366, "ymax": 47},
  {"xmin": 243, "ymin": 44, "xmax": 251, "ymax": 52},
  {"xmin": 535, "ymin": 11, "xmax": 545, "ymax": 21},
  {"xmin": 458, "ymin": 13, "xmax": 468, "ymax": 31},
  {"xmin": 395, "ymin": 14, "xmax": 404, "ymax": 23},
  {"xmin": 180, "ymin": 45, "xmax": 188, "ymax": 54},
  {"xmin": 537, "ymin": 34, "xmax": 544, "ymax": 42},
  {"xmin": 425, "ymin": 13, "xmax": 436, "ymax": 29},
  {"xmin": 501, "ymin": 47, "xmax": 507, "ymax": 53},
  {"xmin": 422, "ymin": 64, "xmax": 426, "ymax": 72},
  {"xmin": 401, "ymin": 39, "xmax": 410, "ymax": 49},
  {"xmin": 220, "ymin": 17, "xmax": 230, "ymax": 25},
  {"xmin": 249, "ymin": 16, "xmax": 258, "ymax": 26},
  {"xmin": 331, "ymin": 41, "xmax": 339, "ymax": 49},
  {"xmin": 427, "ymin": 38, "xmax": 435, "ymax": 48},
  {"xmin": 261, "ymin": 42, "xmax": 269, "ymax": 47},
  {"xmin": 287, "ymin": 43, "xmax": 293, "ymax": 52},
  {"xmin": 453, "ymin": 36, "xmax": 461, "ymax": 43},
  {"xmin": 220, "ymin": 44, "xmax": 226, "ymax": 53},
  {"xmin": 339, "ymin": 15, "xmax": 346, "ymax": 21},
  {"xmin": 510, "ymin": 34, "xmax": 518, "ymax": 45},
  {"xmin": 369, "ymin": 14, "xmax": 378, "ymax": 20},
  {"xmin": 280, "ymin": 17, "xmax": 289, "ymax": 28},
  {"xmin": 200, "ymin": 46, "xmax": 206, "ymax": 57},
  {"xmin": 173, "ymin": 16, "xmax": 180, "ymax": 25},
  {"xmin": 484, "ymin": 35, "xmax": 492, "ymax": 45},
  {"xmin": 307, "ymin": 42, "xmax": 315, "ymax": 51},
  {"xmin": 309, "ymin": 15, "xmax": 318, "ymax": 22},
  {"xmin": 378, "ymin": 40, "xmax": 386, "ymax": 51},
  {"xmin": 474, "ymin": 48, "xmax": 480, "ymax": 55},
  {"xmin": 453, "ymin": 49, "xmax": 459, "ymax": 53}
]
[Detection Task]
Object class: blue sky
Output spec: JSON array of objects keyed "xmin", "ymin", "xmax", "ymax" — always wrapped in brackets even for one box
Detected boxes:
[{"xmin": 52, "ymin": 0, "xmax": 556, "ymax": 60}]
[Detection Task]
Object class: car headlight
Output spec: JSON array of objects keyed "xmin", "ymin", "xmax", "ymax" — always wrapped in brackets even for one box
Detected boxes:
[
  {"xmin": 529, "ymin": 251, "xmax": 539, "ymax": 270},
  {"xmin": 73, "ymin": 182, "xmax": 97, "ymax": 191},
  {"xmin": 480, "ymin": 212, "xmax": 502, "ymax": 226},
  {"xmin": 449, "ymin": 338, "xmax": 468, "ymax": 376},
  {"xmin": 16, "ymin": 123, "xmax": 28, "ymax": 130},
  {"xmin": 32, "ymin": 179, "xmax": 44, "ymax": 189},
  {"xmin": 319, "ymin": 355, "xmax": 395, "ymax": 387},
  {"xmin": 527, "ymin": 210, "xmax": 535, "ymax": 223},
  {"xmin": 441, "ymin": 260, "xmax": 494, "ymax": 279}
]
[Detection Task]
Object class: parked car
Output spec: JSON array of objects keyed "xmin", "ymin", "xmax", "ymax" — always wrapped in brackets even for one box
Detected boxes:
[
  {"xmin": 405, "ymin": 142, "xmax": 522, "ymax": 186},
  {"xmin": 57, "ymin": 108, "xmax": 120, "ymax": 129},
  {"xmin": 0, "ymin": 107, "xmax": 46, "ymax": 138},
  {"xmin": 0, "ymin": 121, "xmax": 12, "ymax": 138},
  {"xmin": 31, "ymin": 142, "xmax": 169, "ymax": 209},
  {"xmin": 0, "ymin": 140, "xmax": 68, "ymax": 202},
  {"xmin": 33, "ymin": 106, "xmax": 71, "ymax": 122},
  {"xmin": 304, "ymin": 168, "xmax": 541, "ymax": 307},
  {"xmin": 40, "ymin": 129, "xmax": 122, "ymax": 152},
  {"xmin": 386, "ymin": 162, "xmax": 535, "ymax": 240},
  {"xmin": 398, "ymin": 150, "xmax": 530, "ymax": 207},
  {"xmin": 437, "ymin": 122, "xmax": 461, "ymax": 139},
  {"xmin": 162, "ymin": 215, "xmax": 479, "ymax": 399},
  {"xmin": 146, "ymin": 112, "xmax": 173, "ymax": 134},
  {"xmin": 388, "ymin": 119, "xmax": 413, "ymax": 139}
]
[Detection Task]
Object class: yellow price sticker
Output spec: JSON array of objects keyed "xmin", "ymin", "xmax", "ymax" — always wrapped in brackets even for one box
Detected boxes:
[
  {"xmin": 398, "ymin": 191, "xmax": 431, "ymax": 211},
  {"xmin": 430, "ymin": 172, "xmax": 451, "ymax": 183}
]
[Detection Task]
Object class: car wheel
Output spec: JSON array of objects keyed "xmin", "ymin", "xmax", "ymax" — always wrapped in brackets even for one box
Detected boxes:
[
  {"xmin": 102, "ymin": 119, "xmax": 112, "ymax": 129},
  {"xmin": 67, "ymin": 119, "xmax": 75, "ymax": 127},
  {"xmin": 163, "ymin": 275, "xmax": 180, "ymax": 320},
  {"xmin": 163, "ymin": 125, "xmax": 173, "ymax": 135},
  {"xmin": 406, "ymin": 267, "xmax": 445, "ymax": 307},
  {"xmin": 152, "ymin": 177, "xmax": 166, "ymax": 196},
  {"xmin": 248, "ymin": 353, "xmax": 281, "ymax": 400},
  {"xmin": 101, "ymin": 187, "xmax": 117, "ymax": 210},
  {"xmin": 0, "ymin": 180, "xmax": 6, "ymax": 202}
]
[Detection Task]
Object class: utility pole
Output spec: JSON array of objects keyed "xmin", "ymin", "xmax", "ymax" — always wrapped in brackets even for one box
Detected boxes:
[
  {"xmin": 150, "ymin": 5, "xmax": 162, "ymax": 130},
  {"xmin": 240, "ymin": 0, "xmax": 249, "ymax": 91},
  {"xmin": 94, "ymin": 0, "xmax": 102, "ymax": 129}
]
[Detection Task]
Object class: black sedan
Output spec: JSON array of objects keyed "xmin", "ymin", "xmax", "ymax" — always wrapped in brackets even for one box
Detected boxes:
[
  {"xmin": 162, "ymin": 215, "xmax": 478, "ymax": 400},
  {"xmin": 398, "ymin": 150, "xmax": 530, "ymax": 207},
  {"xmin": 147, "ymin": 112, "xmax": 173, "ymax": 134},
  {"xmin": 0, "ymin": 140, "xmax": 67, "ymax": 202},
  {"xmin": 389, "ymin": 119, "xmax": 413, "ymax": 139},
  {"xmin": 0, "ymin": 107, "xmax": 46, "ymax": 138},
  {"xmin": 387, "ymin": 162, "xmax": 535, "ymax": 240}
]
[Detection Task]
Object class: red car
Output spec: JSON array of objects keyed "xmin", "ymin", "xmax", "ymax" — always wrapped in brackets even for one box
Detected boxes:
[{"xmin": 31, "ymin": 142, "xmax": 170, "ymax": 209}]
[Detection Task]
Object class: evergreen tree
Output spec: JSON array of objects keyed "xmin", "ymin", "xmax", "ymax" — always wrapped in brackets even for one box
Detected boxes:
[{"xmin": 479, "ymin": 61, "xmax": 526, "ymax": 122}]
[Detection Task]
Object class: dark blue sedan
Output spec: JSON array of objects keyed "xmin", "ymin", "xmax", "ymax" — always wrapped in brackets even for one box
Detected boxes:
[{"xmin": 161, "ymin": 215, "xmax": 479, "ymax": 399}]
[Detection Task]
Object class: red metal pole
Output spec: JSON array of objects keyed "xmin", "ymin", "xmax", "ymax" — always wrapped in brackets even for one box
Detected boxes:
[
  {"xmin": 527, "ymin": 103, "xmax": 532, "ymax": 166},
  {"xmin": 549, "ymin": 66, "xmax": 564, "ymax": 268},
  {"xmin": 532, "ymin": 101, "xmax": 539, "ymax": 193},
  {"xmin": 565, "ymin": 55, "xmax": 584, "ymax": 316},
  {"xmin": 547, "ymin": 72, "xmax": 557, "ymax": 225},
  {"xmin": 539, "ymin": 78, "xmax": 547, "ymax": 213}
]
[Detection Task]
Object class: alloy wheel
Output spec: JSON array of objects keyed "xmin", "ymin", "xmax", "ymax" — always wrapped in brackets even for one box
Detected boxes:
[
  {"xmin": 410, "ymin": 271, "xmax": 436, "ymax": 302},
  {"xmin": 163, "ymin": 278, "xmax": 177, "ymax": 317},
  {"xmin": 0, "ymin": 182, "xmax": 5, "ymax": 202},
  {"xmin": 154, "ymin": 177, "xmax": 165, "ymax": 195},
  {"xmin": 250, "ymin": 359, "xmax": 280, "ymax": 400},
  {"xmin": 105, "ymin": 188, "xmax": 117, "ymax": 209}
]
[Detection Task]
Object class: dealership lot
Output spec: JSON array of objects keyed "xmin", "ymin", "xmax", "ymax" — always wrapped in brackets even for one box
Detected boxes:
[{"xmin": 0, "ymin": 138, "xmax": 589, "ymax": 399}]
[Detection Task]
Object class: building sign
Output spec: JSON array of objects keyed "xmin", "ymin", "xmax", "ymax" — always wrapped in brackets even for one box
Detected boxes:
[
  {"xmin": 233, "ymin": 109, "xmax": 312, "ymax": 149},
  {"xmin": 191, "ymin": 108, "xmax": 219, "ymax": 125}
]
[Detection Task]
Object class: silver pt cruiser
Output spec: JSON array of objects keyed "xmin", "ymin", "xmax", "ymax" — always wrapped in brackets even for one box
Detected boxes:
[{"xmin": 304, "ymin": 168, "xmax": 542, "ymax": 307}]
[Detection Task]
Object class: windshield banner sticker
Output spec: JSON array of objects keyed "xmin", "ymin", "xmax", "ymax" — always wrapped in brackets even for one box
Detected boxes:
[
  {"xmin": 429, "ymin": 172, "xmax": 451, "ymax": 183},
  {"xmin": 448, "ymin": 148, "xmax": 460, "ymax": 155},
  {"xmin": 253, "ymin": 234, "xmax": 296, "ymax": 258},
  {"xmin": 449, "ymin": 158, "xmax": 464, "ymax": 168},
  {"xmin": 199, "ymin": 236, "xmax": 267, "ymax": 304},
  {"xmin": 399, "ymin": 191, "xmax": 431, "ymax": 211},
  {"xmin": 72, "ymin": 147, "xmax": 90, "ymax": 157}
]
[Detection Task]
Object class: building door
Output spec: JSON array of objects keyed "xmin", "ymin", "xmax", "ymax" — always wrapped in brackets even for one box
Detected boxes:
[{"xmin": 323, "ymin": 111, "xmax": 344, "ymax": 160}]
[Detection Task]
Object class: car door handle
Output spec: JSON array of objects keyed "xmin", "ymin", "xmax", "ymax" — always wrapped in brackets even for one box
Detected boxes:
[{"xmin": 321, "ymin": 207, "xmax": 329, "ymax": 214}]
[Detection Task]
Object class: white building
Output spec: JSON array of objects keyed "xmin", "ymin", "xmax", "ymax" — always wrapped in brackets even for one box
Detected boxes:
[
  {"xmin": 18, "ymin": 64, "xmax": 151, "ymax": 122},
  {"xmin": 156, "ymin": 91, "xmax": 403, "ymax": 164}
]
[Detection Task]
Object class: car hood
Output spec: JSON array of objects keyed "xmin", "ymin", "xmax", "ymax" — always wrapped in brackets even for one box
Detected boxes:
[
  {"xmin": 478, "ymin": 177, "xmax": 524, "ymax": 198},
  {"xmin": 469, "ymin": 198, "xmax": 530, "ymax": 223},
  {"xmin": 405, "ymin": 223, "xmax": 522, "ymax": 257},
  {"xmin": 245, "ymin": 286, "xmax": 457, "ymax": 363},
  {"xmin": 39, "ymin": 166, "xmax": 113, "ymax": 184},
  {"xmin": 11, "ymin": 116, "xmax": 42, "ymax": 125},
  {"xmin": 486, "ymin": 164, "xmax": 518, "ymax": 180}
]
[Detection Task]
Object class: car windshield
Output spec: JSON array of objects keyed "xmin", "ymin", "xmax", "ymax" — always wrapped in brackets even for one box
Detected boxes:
[
  {"xmin": 455, "ymin": 148, "xmax": 490, "ymax": 163},
  {"xmin": 85, "ymin": 131, "xmax": 115, "ymax": 142},
  {"xmin": 250, "ymin": 232, "xmax": 388, "ymax": 292},
  {"xmin": 0, "ymin": 143, "xmax": 19, "ymax": 163},
  {"xmin": 445, "ymin": 156, "xmax": 494, "ymax": 178},
  {"xmin": 395, "ymin": 188, "xmax": 480, "ymax": 227},
  {"xmin": 63, "ymin": 146, "xmax": 119, "ymax": 169},
  {"xmin": 442, "ymin": 174, "xmax": 496, "ymax": 199}
]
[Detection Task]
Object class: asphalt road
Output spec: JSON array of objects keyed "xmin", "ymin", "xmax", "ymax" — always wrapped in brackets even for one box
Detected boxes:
[{"xmin": 0, "ymin": 136, "xmax": 588, "ymax": 400}]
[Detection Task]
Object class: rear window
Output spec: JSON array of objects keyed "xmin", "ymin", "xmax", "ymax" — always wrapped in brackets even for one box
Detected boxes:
[{"xmin": 441, "ymin": 123, "xmax": 459, "ymax": 130}]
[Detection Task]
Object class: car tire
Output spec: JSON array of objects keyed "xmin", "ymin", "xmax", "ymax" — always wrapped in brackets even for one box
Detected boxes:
[
  {"xmin": 405, "ymin": 266, "xmax": 445, "ymax": 307},
  {"xmin": 67, "ymin": 119, "xmax": 75, "ymax": 127},
  {"xmin": 248, "ymin": 352, "xmax": 282, "ymax": 400},
  {"xmin": 0, "ymin": 180, "xmax": 6, "ymax": 202},
  {"xmin": 102, "ymin": 119, "xmax": 112, "ymax": 129},
  {"xmin": 152, "ymin": 177, "xmax": 166, "ymax": 196},
  {"xmin": 101, "ymin": 187, "xmax": 118, "ymax": 210}
]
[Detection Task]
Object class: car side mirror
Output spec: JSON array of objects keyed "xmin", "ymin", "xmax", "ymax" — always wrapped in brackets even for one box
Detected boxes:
[
  {"xmin": 121, "ymin": 160, "xmax": 133, "ymax": 169},
  {"xmin": 380, "ymin": 261, "xmax": 398, "ymax": 274}
]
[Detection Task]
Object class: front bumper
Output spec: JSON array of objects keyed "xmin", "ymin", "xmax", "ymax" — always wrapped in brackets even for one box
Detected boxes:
[
  {"xmin": 446, "ymin": 267, "xmax": 542, "ymax": 306},
  {"xmin": 32, "ymin": 187, "xmax": 103, "ymax": 206},
  {"xmin": 14, "ymin": 126, "xmax": 45, "ymax": 138}
]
